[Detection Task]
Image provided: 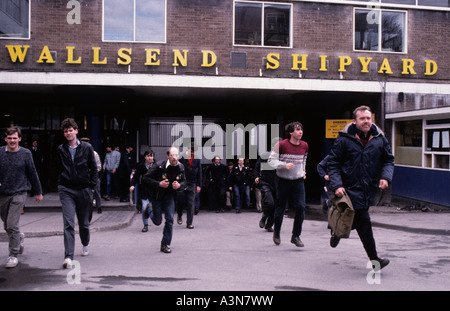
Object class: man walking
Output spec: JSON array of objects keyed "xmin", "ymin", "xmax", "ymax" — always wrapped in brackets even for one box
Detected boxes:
[
  {"xmin": 0, "ymin": 127, "xmax": 43, "ymax": 268},
  {"xmin": 268, "ymin": 121, "xmax": 308, "ymax": 247},
  {"xmin": 327, "ymin": 105, "xmax": 394, "ymax": 269},
  {"xmin": 56, "ymin": 118, "xmax": 98, "ymax": 268},
  {"xmin": 143, "ymin": 147, "xmax": 186, "ymax": 253}
]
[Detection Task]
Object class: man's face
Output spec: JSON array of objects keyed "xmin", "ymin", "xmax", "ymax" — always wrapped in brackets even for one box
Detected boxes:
[
  {"xmin": 63, "ymin": 127, "xmax": 78, "ymax": 142},
  {"xmin": 354, "ymin": 109, "xmax": 372, "ymax": 135},
  {"xmin": 290, "ymin": 126, "xmax": 303, "ymax": 140},
  {"xmin": 214, "ymin": 157, "xmax": 221, "ymax": 165},
  {"xmin": 238, "ymin": 158, "xmax": 244, "ymax": 166},
  {"xmin": 168, "ymin": 148, "xmax": 179, "ymax": 165},
  {"xmin": 5, "ymin": 132, "xmax": 21, "ymax": 151}
]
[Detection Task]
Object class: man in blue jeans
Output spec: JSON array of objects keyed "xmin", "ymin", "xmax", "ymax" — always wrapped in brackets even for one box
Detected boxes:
[
  {"xmin": 56, "ymin": 118, "xmax": 98, "ymax": 269},
  {"xmin": 143, "ymin": 147, "xmax": 186, "ymax": 253}
]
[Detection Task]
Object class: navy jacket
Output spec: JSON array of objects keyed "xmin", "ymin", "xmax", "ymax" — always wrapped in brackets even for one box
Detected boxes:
[
  {"xmin": 143, "ymin": 160, "xmax": 186, "ymax": 200},
  {"xmin": 179, "ymin": 156, "xmax": 202, "ymax": 187},
  {"xmin": 327, "ymin": 123, "xmax": 395, "ymax": 209}
]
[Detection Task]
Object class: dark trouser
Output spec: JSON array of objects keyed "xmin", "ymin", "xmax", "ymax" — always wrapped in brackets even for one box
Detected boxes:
[
  {"xmin": 208, "ymin": 183, "xmax": 225, "ymax": 211},
  {"xmin": 352, "ymin": 209, "xmax": 378, "ymax": 260},
  {"xmin": 177, "ymin": 183, "xmax": 196, "ymax": 226},
  {"xmin": 59, "ymin": 185, "xmax": 92, "ymax": 260},
  {"xmin": 260, "ymin": 184, "xmax": 276, "ymax": 229},
  {"xmin": 151, "ymin": 194, "xmax": 176, "ymax": 246},
  {"xmin": 274, "ymin": 178, "xmax": 305, "ymax": 237},
  {"xmin": 0, "ymin": 192, "xmax": 27, "ymax": 257}
]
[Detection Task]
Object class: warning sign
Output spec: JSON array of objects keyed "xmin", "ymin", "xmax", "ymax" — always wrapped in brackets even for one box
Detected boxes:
[{"xmin": 326, "ymin": 119, "xmax": 352, "ymax": 139}]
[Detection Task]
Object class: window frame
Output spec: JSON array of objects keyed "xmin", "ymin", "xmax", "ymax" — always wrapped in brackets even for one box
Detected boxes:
[
  {"xmin": 102, "ymin": 0, "xmax": 167, "ymax": 44},
  {"xmin": 353, "ymin": 7, "xmax": 408, "ymax": 54},
  {"xmin": 233, "ymin": 0, "xmax": 293, "ymax": 49},
  {"xmin": 0, "ymin": 0, "xmax": 31, "ymax": 40}
]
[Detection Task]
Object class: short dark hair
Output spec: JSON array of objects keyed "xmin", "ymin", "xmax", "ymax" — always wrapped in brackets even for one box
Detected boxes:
[
  {"xmin": 5, "ymin": 126, "xmax": 22, "ymax": 138},
  {"xmin": 353, "ymin": 105, "xmax": 372, "ymax": 119},
  {"xmin": 285, "ymin": 121, "xmax": 303, "ymax": 138},
  {"xmin": 60, "ymin": 118, "xmax": 78, "ymax": 131}
]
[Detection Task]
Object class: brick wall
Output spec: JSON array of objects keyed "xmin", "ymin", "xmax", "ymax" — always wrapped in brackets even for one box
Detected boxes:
[{"xmin": 0, "ymin": 1, "xmax": 448, "ymax": 81}]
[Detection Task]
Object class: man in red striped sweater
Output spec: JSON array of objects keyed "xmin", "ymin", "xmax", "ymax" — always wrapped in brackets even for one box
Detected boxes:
[{"xmin": 268, "ymin": 121, "xmax": 308, "ymax": 247}]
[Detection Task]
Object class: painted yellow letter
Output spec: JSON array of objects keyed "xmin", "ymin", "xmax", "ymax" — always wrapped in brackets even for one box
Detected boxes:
[
  {"xmin": 6, "ymin": 45, "xmax": 29, "ymax": 63},
  {"xmin": 92, "ymin": 47, "xmax": 107, "ymax": 64},
  {"xmin": 338, "ymin": 56, "xmax": 352, "ymax": 72},
  {"xmin": 117, "ymin": 48, "xmax": 132, "ymax": 65},
  {"xmin": 66, "ymin": 46, "xmax": 81, "ymax": 64},
  {"xmin": 266, "ymin": 53, "xmax": 280, "ymax": 70},
  {"xmin": 201, "ymin": 50, "xmax": 217, "ymax": 67},
  {"xmin": 291, "ymin": 54, "xmax": 308, "ymax": 71},
  {"xmin": 173, "ymin": 49, "xmax": 189, "ymax": 67},
  {"xmin": 319, "ymin": 55, "xmax": 328, "ymax": 72},
  {"xmin": 145, "ymin": 49, "xmax": 160, "ymax": 66},
  {"xmin": 378, "ymin": 58, "xmax": 393, "ymax": 74},
  {"xmin": 358, "ymin": 57, "xmax": 372, "ymax": 73},
  {"xmin": 402, "ymin": 59, "xmax": 416, "ymax": 75},
  {"xmin": 424, "ymin": 60, "xmax": 438, "ymax": 76},
  {"xmin": 36, "ymin": 46, "xmax": 56, "ymax": 63}
]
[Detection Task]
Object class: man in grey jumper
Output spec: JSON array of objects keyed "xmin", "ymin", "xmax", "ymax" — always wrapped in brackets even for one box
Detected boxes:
[{"xmin": 0, "ymin": 126, "xmax": 43, "ymax": 268}]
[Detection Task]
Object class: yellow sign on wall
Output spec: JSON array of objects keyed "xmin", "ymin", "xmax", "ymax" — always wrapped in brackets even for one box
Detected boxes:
[{"xmin": 326, "ymin": 119, "xmax": 352, "ymax": 139}]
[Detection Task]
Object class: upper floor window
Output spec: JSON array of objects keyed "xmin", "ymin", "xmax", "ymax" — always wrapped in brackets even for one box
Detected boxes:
[
  {"xmin": 0, "ymin": 0, "xmax": 30, "ymax": 39},
  {"xmin": 354, "ymin": 8, "xmax": 406, "ymax": 53},
  {"xmin": 352, "ymin": 0, "xmax": 448, "ymax": 9},
  {"xmin": 234, "ymin": 1, "xmax": 292, "ymax": 48},
  {"xmin": 103, "ymin": 0, "xmax": 166, "ymax": 43}
]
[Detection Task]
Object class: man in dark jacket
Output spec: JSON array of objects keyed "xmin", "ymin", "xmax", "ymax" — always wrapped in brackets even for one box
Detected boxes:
[
  {"xmin": 229, "ymin": 158, "xmax": 251, "ymax": 213},
  {"xmin": 177, "ymin": 145, "xmax": 202, "ymax": 229},
  {"xmin": 57, "ymin": 118, "xmax": 98, "ymax": 269},
  {"xmin": 327, "ymin": 105, "xmax": 394, "ymax": 270},
  {"xmin": 143, "ymin": 147, "xmax": 186, "ymax": 253},
  {"xmin": 205, "ymin": 156, "xmax": 228, "ymax": 212}
]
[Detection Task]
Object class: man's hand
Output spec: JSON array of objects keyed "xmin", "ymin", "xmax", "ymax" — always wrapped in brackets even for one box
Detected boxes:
[
  {"xmin": 379, "ymin": 179, "xmax": 389, "ymax": 190},
  {"xmin": 334, "ymin": 187, "xmax": 346, "ymax": 198},
  {"xmin": 159, "ymin": 179, "xmax": 170, "ymax": 188},
  {"xmin": 172, "ymin": 181, "xmax": 180, "ymax": 190},
  {"xmin": 35, "ymin": 194, "xmax": 43, "ymax": 202}
]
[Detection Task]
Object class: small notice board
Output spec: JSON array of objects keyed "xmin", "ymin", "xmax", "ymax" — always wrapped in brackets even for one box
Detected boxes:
[{"xmin": 325, "ymin": 119, "xmax": 352, "ymax": 139}]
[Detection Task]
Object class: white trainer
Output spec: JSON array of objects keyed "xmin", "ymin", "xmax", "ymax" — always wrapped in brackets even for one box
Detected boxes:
[
  {"xmin": 63, "ymin": 258, "xmax": 72, "ymax": 269},
  {"xmin": 5, "ymin": 256, "xmax": 18, "ymax": 269},
  {"xmin": 81, "ymin": 245, "xmax": 89, "ymax": 256}
]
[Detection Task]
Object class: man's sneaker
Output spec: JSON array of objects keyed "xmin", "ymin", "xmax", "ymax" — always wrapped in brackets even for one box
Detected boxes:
[
  {"xmin": 273, "ymin": 232, "xmax": 281, "ymax": 245},
  {"xmin": 160, "ymin": 244, "xmax": 171, "ymax": 253},
  {"xmin": 5, "ymin": 256, "xmax": 18, "ymax": 269},
  {"xmin": 81, "ymin": 245, "xmax": 89, "ymax": 256},
  {"xmin": 63, "ymin": 258, "xmax": 72, "ymax": 269},
  {"xmin": 290, "ymin": 236, "xmax": 305, "ymax": 247},
  {"xmin": 330, "ymin": 234, "xmax": 340, "ymax": 248},
  {"xmin": 19, "ymin": 233, "xmax": 25, "ymax": 254},
  {"xmin": 374, "ymin": 258, "xmax": 390, "ymax": 270}
]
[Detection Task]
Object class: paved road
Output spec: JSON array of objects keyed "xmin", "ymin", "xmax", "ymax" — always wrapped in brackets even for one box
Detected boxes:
[{"xmin": 0, "ymin": 206, "xmax": 449, "ymax": 292}]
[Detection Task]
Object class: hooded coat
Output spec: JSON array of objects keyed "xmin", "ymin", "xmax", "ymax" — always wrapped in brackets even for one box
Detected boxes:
[{"xmin": 327, "ymin": 122, "xmax": 395, "ymax": 210}]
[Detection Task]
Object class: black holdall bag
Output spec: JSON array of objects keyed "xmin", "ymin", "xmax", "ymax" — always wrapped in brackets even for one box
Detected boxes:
[{"xmin": 327, "ymin": 192, "xmax": 355, "ymax": 239}]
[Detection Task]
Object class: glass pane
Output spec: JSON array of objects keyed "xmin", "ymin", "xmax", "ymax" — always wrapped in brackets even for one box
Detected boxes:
[
  {"xmin": 0, "ymin": 0, "xmax": 30, "ymax": 39},
  {"xmin": 354, "ymin": 10, "xmax": 379, "ymax": 51},
  {"xmin": 264, "ymin": 4, "xmax": 290, "ymax": 47},
  {"xmin": 382, "ymin": 11, "xmax": 405, "ymax": 52},
  {"xmin": 135, "ymin": 0, "xmax": 166, "ymax": 42},
  {"xmin": 418, "ymin": 0, "xmax": 450, "ymax": 7},
  {"xmin": 382, "ymin": 0, "xmax": 416, "ymax": 4},
  {"xmin": 435, "ymin": 155, "xmax": 449, "ymax": 169},
  {"xmin": 235, "ymin": 2, "xmax": 262, "ymax": 46},
  {"xmin": 104, "ymin": 0, "xmax": 134, "ymax": 41},
  {"xmin": 395, "ymin": 120, "xmax": 422, "ymax": 167}
]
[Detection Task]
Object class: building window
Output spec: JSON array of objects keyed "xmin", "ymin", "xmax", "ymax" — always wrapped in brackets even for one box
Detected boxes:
[
  {"xmin": 394, "ymin": 120, "xmax": 422, "ymax": 167},
  {"xmin": 234, "ymin": 1, "xmax": 292, "ymax": 47},
  {"xmin": 103, "ymin": 0, "xmax": 166, "ymax": 43},
  {"xmin": 0, "ymin": 0, "xmax": 30, "ymax": 39},
  {"xmin": 424, "ymin": 119, "xmax": 450, "ymax": 170},
  {"xmin": 354, "ymin": 8, "xmax": 406, "ymax": 53}
]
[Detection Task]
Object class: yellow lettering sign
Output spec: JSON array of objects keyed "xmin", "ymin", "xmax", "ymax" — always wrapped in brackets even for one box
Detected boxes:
[
  {"xmin": 5, "ymin": 45, "xmax": 29, "ymax": 63},
  {"xmin": 145, "ymin": 49, "xmax": 160, "ymax": 66},
  {"xmin": 36, "ymin": 46, "xmax": 55, "ymax": 64},
  {"xmin": 402, "ymin": 59, "xmax": 416, "ymax": 75},
  {"xmin": 378, "ymin": 58, "xmax": 393, "ymax": 74},
  {"xmin": 424, "ymin": 60, "xmax": 438, "ymax": 76},
  {"xmin": 201, "ymin": 50, "xmax": 217, "ymax": 67},
  {"xmin": 117, "ymin": 48, "xmax": 132, "ymax": 65},
  {"xmin": 291, "ymin": 54, "xmax": 308, "ymax": 71},
  {"xmin": 66, "ymin": 46, "xmax": 81, "ymax": 64},
  {"xmin": 338, "ymin": 56, "xmax": 352, "ymax": 72},
  {"xmin": 92, "ymin": 47, "xmax": 107, "ymax": 64},
  {"xmin": 319, "ymin": 55, "xmax": 328, "ymax": 72},
  {"xmin": 266, "ymin": 53, "xmax": 280, "ymax": 70},
  {"xmin": 358, "ymin": 57, "xmax": 372, "ymax": 73},
  {"xmin": 173, "ymin": 49, "xmax": 189, "ymax": 67}
]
